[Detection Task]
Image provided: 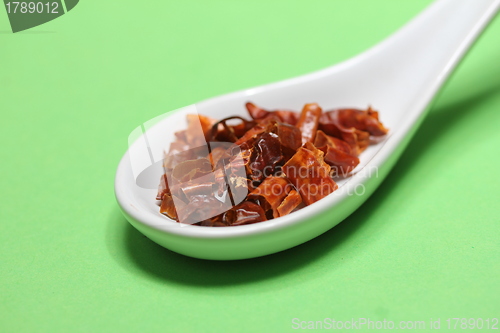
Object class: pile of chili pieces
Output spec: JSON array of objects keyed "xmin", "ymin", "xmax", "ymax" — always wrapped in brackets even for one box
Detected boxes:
[{"xmin": 157, "ymin": 102, "xmax": 388, "ymax": 226}]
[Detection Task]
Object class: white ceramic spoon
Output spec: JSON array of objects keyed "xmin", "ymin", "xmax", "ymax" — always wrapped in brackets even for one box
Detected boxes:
[{"xmin": 115, "ymin": 0, "xmax": 500, "ymax": 260}]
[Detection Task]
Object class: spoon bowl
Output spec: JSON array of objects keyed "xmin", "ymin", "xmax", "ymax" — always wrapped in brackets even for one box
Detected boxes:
[{"xmin": 115, "ymin": 0, "xmax": 500, "ymax": 260}]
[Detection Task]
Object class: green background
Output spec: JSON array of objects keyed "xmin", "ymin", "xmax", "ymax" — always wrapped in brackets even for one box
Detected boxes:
[{"xmin": 1, "ymin": 0, "xmax": 499, "ymax": 332}]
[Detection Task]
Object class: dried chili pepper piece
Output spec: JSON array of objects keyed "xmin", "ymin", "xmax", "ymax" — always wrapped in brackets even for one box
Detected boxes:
[
  {"xmin": 223, "ymin": 151, "xmax": 249, "ymax": 205},
  {"xmin": 319, "ymin": 107, "xmax": 388, "ymax": 154},
  {"xmin": 333, "ymin": 107, "xmax": 388, "ymax": 136},
  {"xmin": 174, "ymin": 130, "xmax": 188, "ymax": 143},
  {"xmin": 232, "ymin": 115, "xmax": 301, "ymax": 153},
  {"xmin": 233, "ymin": 115, "xmax": 283, "ymax": 147},
  {"xmin": 249, "ymin": 176, "xmax": 294, "ymax": 218},
  {"xmin": 198, "ymin": 216, "xmax": 227, "ymax": 227},
  {"xmin": 296, "ymin": 103, "xmax": 322, "ymax": 145},
  {"xmin": 246, "ymin": 102, "xmax": 299, "ymax": 125},
  {"xmin": 232, "ymin": 119, "xmax": 301, "ymax": 188},
  {"xmin": 277, "ymin": 189, "xmax": 302, "ymax": 217},
  {"xmin": 223, "ymin": 201, "xmax": 267, "ymax": 226},
  {"xmin": 179, "ymin": 147, "xmax": 250, "ymax": 224},
  {"xmin": 248, "ymin": 132, "xmax": 283, "ymax": 184},
  {"xmin": 320, "ymin": 146, "xmax": 359, "ymax": 176},
  {"xmin": 282, "ymin": 142, "xmax": 338, "ymax": 205},
  {"xmin": 179, "ymin": 175, "xmax": 215, "ymax": 201},
  {"xmin": 156, "ymin": 174, "xmax": 170, "ymax": 200},
  {"xmin": 159, "ymin": 194, "xmax": 181, "ymax": 220},
  {"xmin": 177, "ymin": 195, "xmax": 229, "ymax": 225},
  {"xmin": 319, "ymin": 110, "xmax": 370, "ymax": 155},
  {"xmin": 246, "ymin": 102, "xmax": 268, "ymax": 119},
  {"xmin": 230, "ymin": 117, "xmax": 258, "ymax": 139},
  {"xmin": 210, "ymin": 116, "xmax": 256, "ymax": 142},
  {"xmin": 171, "ymin": 158, "xmax": 212, "ymax": 183},
  {"xmin": 267, "ymin": 120, "xmax": 302, "ymax": 161},
  {"xmin": 314, "ymin": 130, "xmax": 353, "ymax": 155},
  {"xmin": 185, "ymin": 114, "xmax": 217, "ymax": 147},
  {"xmin": 163, "ymin": 140, "xmax": 193, "ymax": 170},
  {"xmin": 209, "ymin": 151, "xmax": 248, "ymax": 205},
  {"xmin": 170, "ymin": 161, "xmax": 228, "ymax": 224},
  {"xmin": 233, "ymin": 120, "xmax": 268, "ymax": 146},
  {"xmin": 236, "ymin": 119, "xmax": 301, "ymax": 162},
  {"xmin": 207, "ymin": 146, "xmax": 228, "ymax": 169},
  {"xmin": 314, "ymin": 130, "xmax": 360, "ymax": 175}
]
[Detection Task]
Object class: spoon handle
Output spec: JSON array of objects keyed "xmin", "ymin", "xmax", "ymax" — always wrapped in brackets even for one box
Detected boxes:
[{"xmin": 357, "ymin": 0, "xmax": 500, "ymax": 109}]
